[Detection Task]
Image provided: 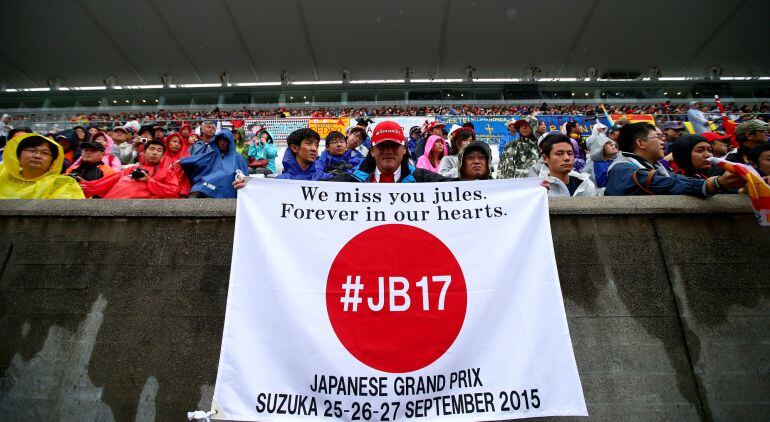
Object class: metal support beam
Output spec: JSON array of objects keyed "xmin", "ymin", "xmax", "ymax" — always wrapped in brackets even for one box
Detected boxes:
[
  {"xmin": 676, "ymin": 0, "xmax": 747, "ymax": 76},
  {"xmin": 223, "ymin": 0, "xmax": 261, "ymax": 82},
  {"xmin": 295, "ymin": 0, "xmax": 319, "ymax": 81},
  {"xmin": 434, "ymin": 0, "xmax": 450, "ymax": 78},
  {"xmin": 75, "ymin": 0, "xmax": 147, "ymax": 84},
  {"xmin": 146, "ymin": 0, "xmax": 203, "ymax": 83}
]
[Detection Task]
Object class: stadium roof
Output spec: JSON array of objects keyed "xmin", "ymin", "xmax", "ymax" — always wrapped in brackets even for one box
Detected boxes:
[{"xmin": 1, "ymin": 0, "xmax": 768, "ymax": 89}]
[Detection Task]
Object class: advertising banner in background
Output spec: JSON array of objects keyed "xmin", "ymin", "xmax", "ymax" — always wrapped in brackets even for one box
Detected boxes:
[
  {"xmin": 309, "ymin": 117, "xmax": 351, "ymax": 140},
  {"xmin": 364, "ymin": 117, "xmax": 436, "ymax": 139},
  {"xmin": 438, "ymin": 115, "xmax": 615, "ymax": 146}
]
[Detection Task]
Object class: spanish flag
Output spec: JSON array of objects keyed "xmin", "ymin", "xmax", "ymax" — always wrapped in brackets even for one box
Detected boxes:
[{"xmin": 709, "ymin": 157, "xmax": 770, "ymax": 226}]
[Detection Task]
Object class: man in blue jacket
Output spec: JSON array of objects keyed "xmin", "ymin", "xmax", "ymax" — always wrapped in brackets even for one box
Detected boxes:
[
  {"xmin": 605, "ymin": 122, "xmax": 744, "ymax": 196},
  {"xmin": 180, "ymin": 129, "xmax": 249, "ymax": 198},
  {"xmin": 277, "ymin": 128, "xmax": 320, "ymax": 180}
]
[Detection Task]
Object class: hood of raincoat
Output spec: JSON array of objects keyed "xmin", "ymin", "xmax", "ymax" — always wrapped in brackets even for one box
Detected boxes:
[
  {"xmin": 178, "ymin": 124, "xmax": 192, "ymax": 139},
  {"xmin": 163, "ymin": 132, "xmax": 190, "ymax": 162},
  {"xmin": 247, "ymin": 129, "xmax": 276, "ymax": 156},
  {"xmin": 91, "ymin": 131, "xmax": 116, "ymax": 154},
  {"xmin": 179, "ymin": 129, "xmax": 249, "ymax": 198},
  {"xmin": 256, "ymin": 129, "xmax": 274, "ymax": 143},
  {"xmin": 278, "ymin": 145, "xmax": 317, "ymax": 180},
  {"xmin": 422, "ymin": 135, "xmax": 447, "ymax": 160},
  {"xmin": 591, "ymin": 122, "xmax": 608, "ymax": 137},
  {"xmin": 458, "ymin": 140, "xmax": 493, "ymax": 179},
  {"xmin": 586, "ymin": 133, "xmax": 614, "ymax": 162},
  {"xmin": 231, "ymin": 127, "xmax": 247, "ymax": 149},
  {"xmin": 0, "ymin": 133, "xmax": 85, "ymax": 199}
]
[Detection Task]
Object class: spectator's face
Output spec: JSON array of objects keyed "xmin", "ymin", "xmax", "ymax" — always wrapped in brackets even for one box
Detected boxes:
[
  {"xmin": 75, "ymin": 128, "xmax": 86, "ymax": 141},
  {"xmin": 544, "ymin": 142, "xmax": 575, "ymax": 175},
  {"xmin": 431, "ymin": 139, "xmax": 445, "ymax": 155},
  {"xmin": 507, "ymin": 124, "xmax": 516, "ymax": 135},
  {"xmin": 290, "ymin": 138, "xmax": 319, "ymax": 166},
  {"xmin": 203, "ymin": 124, "xmax": 216, "ymax": 138},
  {"xmin": 144, "ymin": 144, "xmax": 164, "ymax": 165},
  {"xmin": 519, "ymin": 124, "xmax": 532, "ymax": 137},
  {"xmin": 261, "ymin": 132, "xmax": 270, "ymax": 143},
  {"xmin": 88, "ymin": 127, "xmax": 99, "ymax": 136},
  {"xmin": 461, "ymin": 150, "xmax": 488, "ymax": 180},
  {"xmin": 188, "ymin": 134, "xmax": 199, "ymax": 143},
  {"xmin": 609, "ymin": 131, "xmax": 620, "ymax": 141},
  {"xmin": 94, "ymin": 135, "xmax": 108, "ymax": 149},
  {"xmin": 691, "ymin": 141, "xmax": 713, "ymax": 172},
  {"xmin": 58, "ymin": 138, "xmax": 71, "ymax": 152},
  {"xmin": 326, "ymin": 136, "xmax": 347, "ymax": 156},
  {"xmin": 167, "ymin": 136, "xmax": 182, "ymax": 152},
  {"xmin": 180, "ymin": 127, "xmax": 190, "ymax": 136},
  {"xmin": 756, "ymin": 150, "xmax": 770, "ymax": 175},
  {"xmin": 636, "ymin": 128, "xmax": 665, "ymax": 161},
  {"xmin": 112, "ymin": 130, "xmax": 128, "ymax": 143},
  {"xmin": 431, "ymin": 127, "xmax": 443, "ymax": 137},
  {"xmin": 603, "ymin": 140, "xmax": 618, "ymax": 158},
  {"xmin": 80, "ymin": 146, "xmax": 104, "ymax": 164},
  {"xmin": 537, "ymin": 121, "xmax": 546, "ymax": 134},
  {"xmin": 19, "ymin": 143, "xmax": 54, "ymax": 174},
  {"xmin": 458, "ymin": 137, "xmax": 472, "ymax": 151},
  {"xmin": 347, "ymin": 132, "xmax": 363, "ymax": 149},
  {"xmin": 372, "ymin": 141, "xmax": 406, "ymax": 174},
  {"xmin": 746, "ymin": 130, "xmax": 768, "ymax": 146},
  {"xmin": 154, "ymin": 129, "xmax": 164, "ymax": 139},
  {"xmin": 663, "ymin": 129, "xmax": 681, "ymax": 142},
  {"xmin": 216, "ymin": 136, "xmax": 229, "ymax": 153},
  {"xmin": 712, "ymin": 140, "xmax": 730, "ymax": 157}
]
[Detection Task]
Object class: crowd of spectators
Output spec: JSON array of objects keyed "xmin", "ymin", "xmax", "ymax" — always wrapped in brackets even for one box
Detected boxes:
[
  {"xmin": 3, "ymin": 101, "xmax": 770, "ymax": 127},
  {"xmin": 0, "ymin": 104, "xmax": 767, "ymax": 201}
]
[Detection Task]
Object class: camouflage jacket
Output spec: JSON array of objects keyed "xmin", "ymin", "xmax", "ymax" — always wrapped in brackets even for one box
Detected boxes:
[{"xmin": 497, "ymin": 135, "xmax": 540, "ymax": 179}]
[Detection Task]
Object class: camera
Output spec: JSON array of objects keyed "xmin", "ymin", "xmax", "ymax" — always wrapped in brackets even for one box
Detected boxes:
[{"xmin": 131, "ymin": 168, "xmax": 147, "ymax": 179}]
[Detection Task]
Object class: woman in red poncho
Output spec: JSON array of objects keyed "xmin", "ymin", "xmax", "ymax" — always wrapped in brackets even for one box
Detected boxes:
[{"xmin": 159, "ymin": 132, "xmax": 191, "ymax": 197}]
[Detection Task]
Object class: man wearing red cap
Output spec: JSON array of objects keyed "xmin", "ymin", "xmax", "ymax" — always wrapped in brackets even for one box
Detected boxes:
[{"xmin": 330, "ymin": 121, "xmax": 451, "ymax": 183}]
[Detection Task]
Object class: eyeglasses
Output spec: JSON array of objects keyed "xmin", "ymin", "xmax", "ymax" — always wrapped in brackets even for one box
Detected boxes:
[
  {"xmin": 22, "ymin": 147, "xmax": 53, "ymax": 157},
  {"xmin": 639, "ymin": 135, "xmax": 663, "ymax": 141},
  {"xmin": 327, "ymin": 139, "xmax": 346, "ymax": 145}
]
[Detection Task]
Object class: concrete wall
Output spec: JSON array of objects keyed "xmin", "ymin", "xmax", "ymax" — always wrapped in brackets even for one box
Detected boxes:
[{"xmin": 0, "ymin": 196, "xmax": 767, "ymax": 421}]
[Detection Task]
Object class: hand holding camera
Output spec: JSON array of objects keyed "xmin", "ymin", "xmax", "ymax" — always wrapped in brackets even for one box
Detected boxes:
[{"xmin": 131, "ymin": 168, "xmax": 149, "ymax": 182}]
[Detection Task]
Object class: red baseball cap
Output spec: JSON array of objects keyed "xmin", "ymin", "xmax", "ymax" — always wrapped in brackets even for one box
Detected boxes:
[
  {"xmin": 370, "ymin": 121, "xmax": 405, "ymax": 146},
  {"xmin": 426, "ymin": 121, "xmax": 445, "ymax": 132}
]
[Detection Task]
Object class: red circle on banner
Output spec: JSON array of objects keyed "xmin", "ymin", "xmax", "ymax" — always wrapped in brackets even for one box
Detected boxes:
[{"xmin": 326, "ymin": 224, "xmax": 467, "ymax": 373}]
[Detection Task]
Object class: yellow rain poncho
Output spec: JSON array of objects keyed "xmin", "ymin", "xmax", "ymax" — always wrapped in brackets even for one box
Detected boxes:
[{"xmin": 0, "ymin": 133, "xmax": 85, "ymax": 199}]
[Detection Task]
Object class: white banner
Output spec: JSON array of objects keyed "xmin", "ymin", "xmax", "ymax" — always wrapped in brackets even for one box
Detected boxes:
[
  {"xmin": 213, "ymin": 178, "xmax": 586, "ymax": 421},
  {"xmin": 363, "ymin": 117, "xmax": 436, "ymax": 138}
]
